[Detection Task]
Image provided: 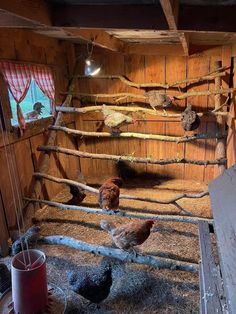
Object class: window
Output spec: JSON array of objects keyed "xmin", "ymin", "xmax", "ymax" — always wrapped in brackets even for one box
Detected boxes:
[
  {"xmin": 0, "ymin": 61, "xmax": 55, "ymax": 131},
  {"xmin": 8, "ymin": 79, "xmax": 52, "ymax": 126}
]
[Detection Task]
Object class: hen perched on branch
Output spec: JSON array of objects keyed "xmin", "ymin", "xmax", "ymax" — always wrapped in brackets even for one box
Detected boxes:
[
  {"xmin": 145, "ymin": 91, "xmax": 174, "ymax": 114},
  {"xmin": 100, "ymin": 219, "xmax": 154, "ymax": 253},
  {"xmin": 67, "ymin": 261, "xmax": 112, "ymax": 305},
  {"xmin": 102, "ymin": 104, "xmax": 135, "ymax": 133},
  {"xmin": 181, "ymin": 104, "xmax": 201, "ymax": 131},
  {"xmin": 11, "ymin": 226, "xmax": 40, "ymax": 256},
  {"xmin": 98, "ymin": 177, "xmax": 123, "ymax": 212}
]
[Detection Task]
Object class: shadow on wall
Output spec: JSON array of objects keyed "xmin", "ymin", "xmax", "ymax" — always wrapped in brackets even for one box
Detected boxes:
[{"xmin": 115, "ymin": 160, "xmax": 174, "ymax": 186}]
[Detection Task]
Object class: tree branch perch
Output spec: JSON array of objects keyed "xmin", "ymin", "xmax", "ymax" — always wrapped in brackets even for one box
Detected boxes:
[
  {"xmin": 65, "ymin": 87, "xmax": 236, "ymax": 102},
  {"xmin": 48, "ymin": 126, "xmax": 225, "ymax": 143},
  {"xmin": 37, "ymin": 145, "xmax": 226, "ymax": 166},
  {"xmin": 75, "ymin": 70, "xmax": 226, "ymax": 89},
  {"xmin": 56, "ymin": 105, "xmax": 228, "ymax": 118},
  {"xmin": 39, "ymin": 235, "xmax": 199, "ymax": 272},
  {"xmin": 25, "ymin": 197, "xmax": 213, "ymax": 225}
]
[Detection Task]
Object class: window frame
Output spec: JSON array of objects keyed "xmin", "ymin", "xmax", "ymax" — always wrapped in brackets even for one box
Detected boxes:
[{"xmin": 0, "ymin": 61, "xmax": 56, "ymax": 139}]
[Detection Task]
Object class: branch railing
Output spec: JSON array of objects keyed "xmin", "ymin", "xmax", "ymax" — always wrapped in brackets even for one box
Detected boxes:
[
  {"xmin": 55, "ymin": 105, "xmax": 228, "ymax": 118},
  {"xmin": 48, "ymin": 125, "xmax": 225, "ymax": 143},
  {"xmin": 25, "ymin": 197, "xmax": 212, "ymax": 226},
  {"xmin": 33, "ymin": 172, "xmax": 209, "ymax": 215},
  {"xmin": 74, "ymin": 66, "xmax": 228, "ymax": 90},
  {"xmin": 37, "ymin": 145, "xmax": 226, "ymax": 166},
  {"xmin": 39, "ymin": 235, "xmax": 199, "ymax": 272}
]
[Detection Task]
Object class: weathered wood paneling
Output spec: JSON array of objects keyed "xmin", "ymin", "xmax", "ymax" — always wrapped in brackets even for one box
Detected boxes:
[
  {"xmin": 184, "ymin": 55, "xmax": 210, "ymax": 181},
  {"xmin": 0, "ymin": 29, "xmax": 76, "ymax": 232},
  {"xmin": 145, "ymin": 55, "xmax": 166, "ymax": 177},
  {"xmin": 76, "ymin": 45, "xmax": 227, "ymax": 183}
]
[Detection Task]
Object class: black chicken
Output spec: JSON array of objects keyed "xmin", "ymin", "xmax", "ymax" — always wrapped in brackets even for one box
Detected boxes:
[
  {"xmin": 11, "ymin": 226, "xmax": 40, "ymax": 256},
  {"xmin": 181, "ymin": 104, "xmax": 201, "ymax": 131},
  {"xmin": 67, "ymin": 261, "xmax": 112, "ymax": 305},
  {"xmin": 0, "ymin": 263, "xmax": 11, "ymax": 293},
  {"xmin": 65, "ymin": 185, "xmax": 86, "ymax": 205}
]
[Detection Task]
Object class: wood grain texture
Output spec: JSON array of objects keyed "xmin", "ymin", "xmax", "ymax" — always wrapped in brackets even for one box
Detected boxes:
[
  {"xmin": 198, "ymin": 220, "xmax": 225, "ymax": 313},
  {"xmin": 74, "ymin": 45, "xmax": 224, "ymax": 182},
  {"xmin": 165, "ymin": 56, "xmax": 186, "ymax": 178},
  {"xmin": 0, "ymin": 29, "xmax": 75, "ymax": 232},
  {"xmin": 145, "ymin": 55, "xmax": 166, "ymax": 176},
  {"xmin": 209, "ymin": 165, "xmax": 236, "ymax": 313},
  {"xmin": 125, "ymin": 54, "xmax": 147, "ymax": 174},
  {"xmin": 184, "ymin": 55, "xmax": 210, "ymax": 181}
]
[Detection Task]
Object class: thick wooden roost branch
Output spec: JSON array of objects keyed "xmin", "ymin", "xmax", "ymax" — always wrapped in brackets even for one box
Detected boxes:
[
  {"xmin": 75, "ymin": 70, "xmax": 226, "ymax": 89},
  {"xmin": 38, "ymin": 145, "xmax": 226, "ymax": 166},
  {"xmin": 39, "ymin": 235, "xmax": 199, "ymax": 272},
  {"xmin": 56, "ymin": 105, "xmax": 227, "ymax": 118},
  {"xmin": 25, "ymin": 197, "xmax": 213, "ymax": 225},
  {"xmin": 33, "ymin": 172, "xmax": 209, "ymax": 203},
  {"xmin": 68, "ymin": 87, "xmax": 236, "ymax": 101},
  {"xmin": 48, "ymin": 125, "xmax": 224, "ymax": 143},
  {"xmin": 31, "ymin": 172, "xmax": 210, "ymax": 216}
]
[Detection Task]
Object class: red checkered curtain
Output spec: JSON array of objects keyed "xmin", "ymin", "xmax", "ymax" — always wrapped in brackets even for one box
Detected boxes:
[
  {"xmin": 0, "ymin": 61, "xmax": 31, "ymax": 131},
  {"xmin": 30, "ymin": 65, "xmax": 55, "ymax": 115}
]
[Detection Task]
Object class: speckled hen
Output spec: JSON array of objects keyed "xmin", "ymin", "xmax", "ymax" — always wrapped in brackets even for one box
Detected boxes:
[{"xmin": 102, "ymin": 104, "xmax": 134, "ymax": 133}]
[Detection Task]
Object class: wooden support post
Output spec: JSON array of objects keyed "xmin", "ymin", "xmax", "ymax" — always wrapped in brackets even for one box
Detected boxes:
[{"xmin": 214, "ymin": 61, "xmax": 227, "ymax": 175}]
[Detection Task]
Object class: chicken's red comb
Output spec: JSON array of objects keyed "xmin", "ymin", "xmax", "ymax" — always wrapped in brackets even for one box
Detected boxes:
[{"xmin": 146, "ymin": 220, "xmax": 155, "ymax": 224}]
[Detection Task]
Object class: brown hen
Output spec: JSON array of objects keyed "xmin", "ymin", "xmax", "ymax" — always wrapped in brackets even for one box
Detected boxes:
[
  {"xmin": 145, "ymin": 91, "xmax": 174, "ymax": 114},
  {"xmin": 98, "ymin": 177, "xmax": 122, "ymax": 211},
  {"xmin": 102, "ymin": 104, "xmax": 134, "ymax": 133},
  {"xmin": 100, "ymin": 219, "xmax": 154, "ymax": 252}
]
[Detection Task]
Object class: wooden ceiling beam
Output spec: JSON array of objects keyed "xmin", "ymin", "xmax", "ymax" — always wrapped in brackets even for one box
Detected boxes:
[
  {"xmin": 124, "ymin": 44, "xmax": 185, "ymax": 56},
  {"xmin": 0, "ymin": 10, "xmax": 40, "ymax": 27},
  {"xmin": 63, "ymin": 28, "xmax": 125, "ymax": 53},
  {"xmin": 0, "ymin": 0, "xmax": 51, "ymax": 26},
  {"xmin": 52, "ymin": 4, "xmax": 168, "ymax": 29},
  {"xmin": 159, "ymin": 0, "xmax": 179, "ymax": 30},
  {"xmin": 179, "ymin": 32, "xmax": 189, "ymax": 56},
  {"xmin": 159, "ymin": 0, "xmax": 189, "ymax": 56}
]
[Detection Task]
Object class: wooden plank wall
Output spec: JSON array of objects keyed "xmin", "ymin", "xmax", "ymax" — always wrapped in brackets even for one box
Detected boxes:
[
  {"xmin": 0, "ymin": 29, "xmax": 79, "ymax": 233},
  {"xmin": 75, "ymin": 45, "xmax": 235, "ymax": 183}
]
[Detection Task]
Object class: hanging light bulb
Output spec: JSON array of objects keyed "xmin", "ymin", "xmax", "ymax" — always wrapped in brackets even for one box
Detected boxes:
[
  {"xmin": 84, "ymin": 40, "xmax": 101, "ymax": 76},
  {"xmin": 84, "ymin": 58, "xmax": 101, "ymax": 76}
]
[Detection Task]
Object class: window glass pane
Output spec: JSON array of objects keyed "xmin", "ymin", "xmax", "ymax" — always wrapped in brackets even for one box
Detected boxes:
[{"xmin": 9, "ymin": 79, "xmax": 52, "ymax": 126}]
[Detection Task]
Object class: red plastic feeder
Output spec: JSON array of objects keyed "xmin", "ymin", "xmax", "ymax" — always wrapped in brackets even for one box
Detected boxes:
[{"xmin": 11, "ymin": 249, "xmax": 48, "ymax": 314}]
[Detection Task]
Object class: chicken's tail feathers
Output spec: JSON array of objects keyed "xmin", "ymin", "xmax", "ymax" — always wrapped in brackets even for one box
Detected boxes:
[
  {"xmin": 100, "ymin": 220, "xmax": 116, "ymax": 233},
  {"xmin": 102, "ymin": 104, "xmax": 113, "ymax": 117}
]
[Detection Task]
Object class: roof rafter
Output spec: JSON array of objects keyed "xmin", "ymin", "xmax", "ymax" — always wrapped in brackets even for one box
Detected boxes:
[
  {"xmin": 159, "ymin": 0, "xmax": 189, "ymax": 56},
  {"xmin": 0, "ymin": 0, "xmax": 51, "ymax": 26},
  {"xmin": 63, "ymin": 28, "xmax": 125, "ymax": 53}
]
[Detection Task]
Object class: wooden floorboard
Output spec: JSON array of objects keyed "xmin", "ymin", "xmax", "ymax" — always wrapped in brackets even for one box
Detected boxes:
[
  {"xmin": 198, "ymin": 220, "xmax": 224, "ymax": 313},
  {"xmin": 209, "ymin": 165, "xmax": 236, "ymax": 313}
]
